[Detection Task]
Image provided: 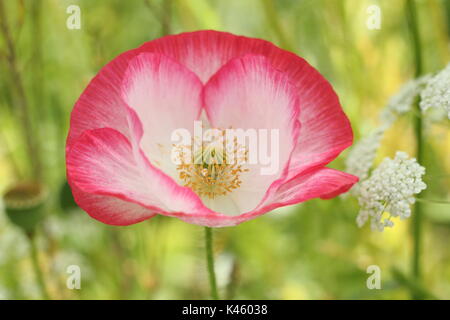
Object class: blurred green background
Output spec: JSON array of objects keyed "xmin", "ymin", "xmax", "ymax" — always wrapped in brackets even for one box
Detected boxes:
[{"xmin": 0, "ymin": 0, "xmax": 449, "ymax": 300}]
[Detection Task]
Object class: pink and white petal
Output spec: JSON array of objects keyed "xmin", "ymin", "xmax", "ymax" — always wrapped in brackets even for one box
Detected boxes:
[
  {"xmin": 229, "ymin": 167, "xmax": 358, "ymax": 226},
  {"xmin": 67, "ymin": 50, "xmax": 138, "ymax": 150},
  {"xmin": 203, "ymin": 54, "xmax": 300, "ymax": 215},
  {"xmin": 70, "ymin": 185, "xmax": 157, "ymax": 226},
  {"xmin": 204, "ymin": 55, "xmax": 299, "ymax": 131},
  {"xmin": 121, "ymin": 53, "xmax": 203, "ymax": 178},
  {"xmin": 67, "ymin": 127, "xmax": 215, "ymax": 224},
  {"xmin": 140, "ymin": 31, "xmax": 237, "ymax": 83},
  {"xmin": 264, "ymin": 167, "xmax": 358, "ymax": 205},
  {"xmin": 67, "ymin": 127, "xmax": 168, "ymax": 211},
  {"xmin": 284, "ymin": 73, "xmax": 353, "ymax": 179},
  {"xmin": 67, "ymin": 49, "xmax": 203, "ymax": 166},
  {"xmin": 170, "ymin": 167, "xmax": 358, "ymax": 227},
  {"xmin": 140, "ymin": 30, "xmax": 353, "ymax": 175}
]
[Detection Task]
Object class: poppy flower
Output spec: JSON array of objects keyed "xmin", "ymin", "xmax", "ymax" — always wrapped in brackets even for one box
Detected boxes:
[{"xmin": 66, "ymin": 30, "xmax": 357, "ymax": 227}]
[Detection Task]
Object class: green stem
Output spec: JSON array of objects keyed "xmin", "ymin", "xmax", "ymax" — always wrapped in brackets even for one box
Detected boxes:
[
  {"xmin": 0, "ymin": 0, "xmax": 42, "ymax": 181},
  {"xmin": 391, "ymin": 267, "xmax": 438, "ymax": 300},
  {"xmin": 406, "ymin": 0, "xmax": 423, "ymax": 77},
  {"xmin": 28, "ymin": 233, "xmax": 50, "ymax": 300},
  {"xmin": 406, "ymin": 0, "xmax": 425, "ymax": 296},
  {"xmin": 412, "ymin": 96, "xmax": 424, "ymax": 284},
  {"xmin": 205, "ymin": 227, "xmax": 219, "ymax": 300},
  {"xmin": 161, "ymin": 0, "xmax": 172, "ymax": 36}
]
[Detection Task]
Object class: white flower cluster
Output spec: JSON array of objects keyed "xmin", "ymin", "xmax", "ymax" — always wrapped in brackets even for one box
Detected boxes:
[
  {"xmin": 356, "ymin": 152, "xmax": 427, "ymax": 231},
  {"xmin": 380, "ymin": 75, "xmax": 430, "ymax": 127},
  {"xmin": 348, "ymin": 69, "xmax": 442, "ymax": 189},
  {"xmin": 345, "ymin": 129, "xmax": 384, "ymax": 195},
  {"xmin": 420, "ymin": 63, "xmax": 450, "ymax": 119}
]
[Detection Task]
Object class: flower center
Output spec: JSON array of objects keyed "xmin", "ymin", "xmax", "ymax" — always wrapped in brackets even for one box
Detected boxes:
[{"xmin": 175, "ymin": 130, "xmax": 248, "ymax": 199}]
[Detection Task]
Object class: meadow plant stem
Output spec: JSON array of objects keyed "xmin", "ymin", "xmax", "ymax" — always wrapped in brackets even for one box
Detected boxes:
[
  {"xmin": 205, "ymin": 227, "xmax": 219, "ymax": 300},
  {"xmin": 391, "ymin": 267, "xmax": 438, "ymax": 300},
  {"xmin": 406, "ymin": 0, "xmax": 425, "ymax": 290},
  {"xmin": 161, "ymin": 0, "xmax": 172, "ymax": 36},
  {"xmin": 28, "ymin": 233, "xmax": 50, "ymax": 300},
  {"xmin": 0, "ymin": 0, "xmax": 42, "ymax": 180},
  {"xmin": 412, "ymin": 95, "xmax": 424, "ymax": 285}
]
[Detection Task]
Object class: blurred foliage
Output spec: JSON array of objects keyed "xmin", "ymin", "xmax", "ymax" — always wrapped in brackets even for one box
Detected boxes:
[{"xmin": 0, "ymin": 0, "xmax": 449, "ymax": 299}]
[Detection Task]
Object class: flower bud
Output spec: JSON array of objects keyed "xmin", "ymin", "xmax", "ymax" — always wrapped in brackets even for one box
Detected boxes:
[{"xmin": 3, "ymin": 182, "xmax": 47, "ymax": 233}]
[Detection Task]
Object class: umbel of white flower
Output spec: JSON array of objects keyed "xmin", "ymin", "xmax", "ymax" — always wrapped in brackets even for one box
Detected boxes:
[
  {"xmin": 345, "ymin": 129, "xmax": 384, "ymax": 195},
  {"xmin": 380, "ymin": 75, "xmax": 430, "ymax": 127},
  {"xmin": 356, "ymin": 151, "xmax": 427, "ymax": 232},
  {"xmin": 420, "ymin": 63, "xmax": 450, "ymax": 119}
]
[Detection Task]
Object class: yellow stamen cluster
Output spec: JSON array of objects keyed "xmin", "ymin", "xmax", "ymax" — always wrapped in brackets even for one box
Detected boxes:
[{"xmin": 175, "ymin": 131, "xmax": 248, "ymax": 199}]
